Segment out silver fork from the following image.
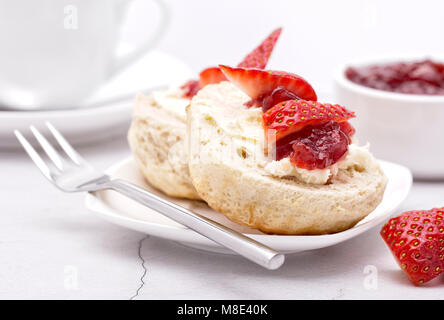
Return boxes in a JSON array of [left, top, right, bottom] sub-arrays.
[[15, 122, 285, 270]]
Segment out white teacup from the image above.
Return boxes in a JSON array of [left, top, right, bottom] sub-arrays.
[[0, 0, 169, 110]]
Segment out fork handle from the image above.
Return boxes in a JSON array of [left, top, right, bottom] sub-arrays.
[[106, 179, 285, 270]]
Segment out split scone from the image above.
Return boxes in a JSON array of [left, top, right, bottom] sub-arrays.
[[187, 67, 388, 235], [128, 28, 282, 199], [128, 88, 200, 199]]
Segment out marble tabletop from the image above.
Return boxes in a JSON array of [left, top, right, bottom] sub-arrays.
[[2, 134, 444, 300]]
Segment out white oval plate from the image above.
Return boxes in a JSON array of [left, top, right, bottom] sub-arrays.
[[85, 157, 412, 254]]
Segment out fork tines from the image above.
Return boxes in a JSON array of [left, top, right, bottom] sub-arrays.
[[14, 122, 85, 180]]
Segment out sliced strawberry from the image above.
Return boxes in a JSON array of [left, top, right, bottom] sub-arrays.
[[219, 65, 317, 105], [263, 100, 355, 169], [199, 29, 282, 89], [199, 67, 227, 88], [180, 79, 200, 99], [380, 208, 444, 285], [262, 99, 355, 143], [238, 27, 282, 69], [182, 28, 283, 99]]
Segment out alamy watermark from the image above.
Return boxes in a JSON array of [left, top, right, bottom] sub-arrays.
[[363, 265, 378, 290], [63, 5, 78, 30], [64, 265, 79, 290]]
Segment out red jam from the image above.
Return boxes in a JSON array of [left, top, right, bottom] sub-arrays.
[[345, 59, 444, 95], [274, 121, 354, 170], [246, 86, 300, 112], [181, 80, 200, 98]]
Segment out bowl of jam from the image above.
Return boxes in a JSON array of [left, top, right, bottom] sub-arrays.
[[345, 59, 444, 95], [334, 56, 444, 179]]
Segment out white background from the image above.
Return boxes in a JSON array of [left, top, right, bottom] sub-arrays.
[[126, 0, 444, 94]]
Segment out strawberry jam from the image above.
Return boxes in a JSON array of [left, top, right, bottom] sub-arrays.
[[181, 79, 200, 98], [246, 86, 300, 112], [275, 121, 353, 170], [345, 59, 444, 95]]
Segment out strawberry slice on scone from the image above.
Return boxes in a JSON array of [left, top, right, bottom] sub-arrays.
[[220, 65, 356, 170], [199, 66, 229, 88], [237, 27, 282, 69], [380, 208, 444, 285], [201, 28, 283, 87], [219, 65, 318, 110], [183, 28, 282, 98], [263, 100, 355, 141], [263, 100, 355, 169]]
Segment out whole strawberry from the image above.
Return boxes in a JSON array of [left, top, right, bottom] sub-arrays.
[[380, 208, 444, 285]]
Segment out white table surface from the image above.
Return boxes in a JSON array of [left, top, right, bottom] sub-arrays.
[[2, 134, 444, 300]]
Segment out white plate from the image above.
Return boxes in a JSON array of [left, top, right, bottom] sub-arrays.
[[1, 51, 193, 148], [85, 157, 412, 254]]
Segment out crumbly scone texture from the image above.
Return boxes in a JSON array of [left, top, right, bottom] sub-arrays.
[[187, 82, 388, 234], [128, 93, 201, 200]]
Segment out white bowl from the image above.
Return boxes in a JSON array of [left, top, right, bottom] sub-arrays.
[[334, 55, 444, 179]]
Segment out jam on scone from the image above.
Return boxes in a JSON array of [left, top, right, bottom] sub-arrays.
[[220, 65, 356, 170]]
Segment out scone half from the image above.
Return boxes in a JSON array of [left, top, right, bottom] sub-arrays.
[[128, 89, 201, 200], [187, 82, 388, 235]]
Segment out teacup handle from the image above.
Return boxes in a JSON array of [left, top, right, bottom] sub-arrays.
[[111, 0, 170, 76]]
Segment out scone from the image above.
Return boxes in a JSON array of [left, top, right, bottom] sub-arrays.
[[128, 88, 200, 199], [187, 67, 388, 235], [128, 28, 282, 199]]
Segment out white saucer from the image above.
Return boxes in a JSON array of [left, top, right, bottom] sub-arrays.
[[1, 51, 193, 148], [85, 157, 412, 255]]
